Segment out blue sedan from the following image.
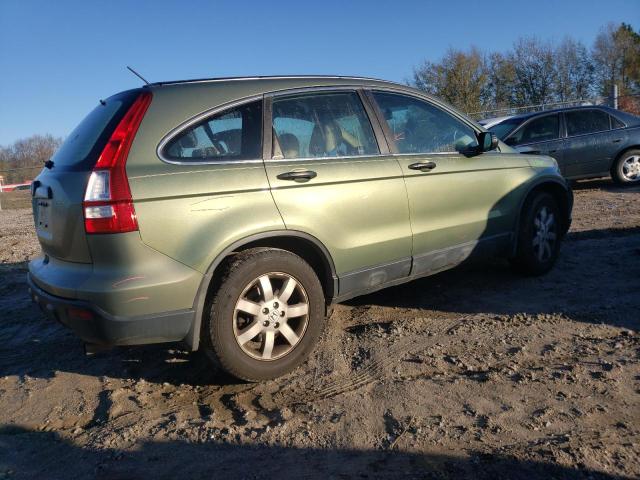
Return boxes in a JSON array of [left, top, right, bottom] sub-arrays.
[[481, 106, 640, 185]]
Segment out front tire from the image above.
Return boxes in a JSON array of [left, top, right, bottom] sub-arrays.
[[203, 248, 326, 381], [612, 149, 640, 185], [511, 192, 562, 276]]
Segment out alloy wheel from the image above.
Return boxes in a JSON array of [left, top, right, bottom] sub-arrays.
[[532, 206, 557, 262], [621, 155, 640, 182], [232, 272, 309, 361]]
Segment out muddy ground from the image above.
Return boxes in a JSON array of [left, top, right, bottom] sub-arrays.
[[0, 178, 638, 479]]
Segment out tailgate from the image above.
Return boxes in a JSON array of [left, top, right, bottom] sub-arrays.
[[31, 89, 141, 263], [32, 169, 92, 263]]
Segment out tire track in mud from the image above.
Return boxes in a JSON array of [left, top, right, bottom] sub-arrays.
[[261, 319, 465, 409]]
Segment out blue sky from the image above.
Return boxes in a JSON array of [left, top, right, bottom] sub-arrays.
[[1, 0, 638, 145]]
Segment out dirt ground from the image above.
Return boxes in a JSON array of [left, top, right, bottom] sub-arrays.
[[1, 178, 638, 479]]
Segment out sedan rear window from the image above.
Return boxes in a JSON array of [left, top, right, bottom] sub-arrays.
[[566, 109, 610, 136]]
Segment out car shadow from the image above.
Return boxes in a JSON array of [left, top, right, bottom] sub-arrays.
[[571, 177, 640, 192], [0, 261, 236, 386], [345, 224, 640, 331], [0, 424, 630, 480]]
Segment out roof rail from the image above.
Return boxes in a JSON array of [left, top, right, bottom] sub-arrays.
[[149, 74, 400, 87]]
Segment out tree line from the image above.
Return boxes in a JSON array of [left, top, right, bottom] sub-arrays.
[[0, 135, 62, 185], [411, 22, 640, 117], [1, 22, 639, 185]]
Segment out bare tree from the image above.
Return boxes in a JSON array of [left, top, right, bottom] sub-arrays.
[[412, 47, 489, 113], [592, 22, 640, 96], [554, 37, 594, 101], [486, 52, 517, 109], [0, 135, 62, 184], [508, 37, 556, 106]]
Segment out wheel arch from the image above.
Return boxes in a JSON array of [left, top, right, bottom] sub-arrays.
[[611, 145, 640, 171], [184, 230, 338, 351], [511, 177, 573, 257]]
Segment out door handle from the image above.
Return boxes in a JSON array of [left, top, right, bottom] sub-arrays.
[[547, 150, 557, 154], [612, 139, 622, 143], [276, 170, 317, 182], [408, 161, 437, 172]]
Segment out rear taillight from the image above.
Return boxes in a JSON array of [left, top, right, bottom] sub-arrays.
[[83, 91, 152, 234]]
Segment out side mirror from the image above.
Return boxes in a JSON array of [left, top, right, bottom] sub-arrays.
[[477, 131, 499, 152]]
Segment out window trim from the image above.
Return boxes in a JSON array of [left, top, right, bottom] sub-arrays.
[[366, 88, 484, 156], [157, 94, 265, 166], [504, 112, 562, 148], [609, 112, 628, 130], [264, 87, 387, 163], [562, 108, 612, 139]]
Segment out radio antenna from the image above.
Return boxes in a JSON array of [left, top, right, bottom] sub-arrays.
[[126, 65, 150, 85]]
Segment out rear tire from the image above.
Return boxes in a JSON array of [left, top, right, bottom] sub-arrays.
[[611, 149, 640, 185], [203, 248, 326, 381], [510, 192, 562, 276]]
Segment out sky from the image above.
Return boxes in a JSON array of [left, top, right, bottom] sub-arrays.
[[0, 0, 638, 145]]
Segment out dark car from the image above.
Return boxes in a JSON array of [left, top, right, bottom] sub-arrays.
[[482, 106, 640, 184]]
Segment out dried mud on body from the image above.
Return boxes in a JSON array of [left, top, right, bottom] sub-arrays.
[[1, 178, 639, 479]]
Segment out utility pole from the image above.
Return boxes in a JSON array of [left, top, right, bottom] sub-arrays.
[[612, 84, 619, 109]]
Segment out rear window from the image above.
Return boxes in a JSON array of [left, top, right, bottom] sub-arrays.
[[611, 115, 625, 129], [51, 89, 140, 170], [565, 109, 610, 136]]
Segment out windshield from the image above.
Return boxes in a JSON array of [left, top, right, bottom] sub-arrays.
[[488, 117, 526, 140]]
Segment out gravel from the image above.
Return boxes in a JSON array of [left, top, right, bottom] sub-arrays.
[[1, 178, 638, 479]]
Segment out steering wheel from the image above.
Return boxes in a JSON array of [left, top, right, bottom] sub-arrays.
[[205, 139, 228, 157]]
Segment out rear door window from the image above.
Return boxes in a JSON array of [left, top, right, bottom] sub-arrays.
[[507, 114, 560, 146], [271, 91, 379, 159], [164, 100, 263, 162], [565, 109, 610, 136]]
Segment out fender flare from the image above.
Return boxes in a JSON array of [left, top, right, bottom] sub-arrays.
[[184, 230, 337, 351], [511, 174, 573, 256]]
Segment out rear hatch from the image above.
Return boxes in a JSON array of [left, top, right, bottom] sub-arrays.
[[32, 89, 141, 263]]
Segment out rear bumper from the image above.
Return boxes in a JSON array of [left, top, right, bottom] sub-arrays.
[[27, 274, 194, 346]]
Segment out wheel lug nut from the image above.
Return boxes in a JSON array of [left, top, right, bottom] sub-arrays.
[[274, 322, 280, 328], [280, 311, 285, 317], [263, 320, 269, 327], [273, 302, 279, 308], [262, 307, 269, 314]]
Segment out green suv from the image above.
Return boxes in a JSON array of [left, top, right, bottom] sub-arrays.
[[28, 76, 572, 380]]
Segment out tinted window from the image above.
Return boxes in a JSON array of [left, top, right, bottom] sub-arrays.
[[565, 109, 610, 136], [372, 92, 478, 154], [507, 114, 559, 146], [165, 100, 262, 161], [611, 115, 625, 129], [272, 92, 378, 159], [52, 90, 139, 169]]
